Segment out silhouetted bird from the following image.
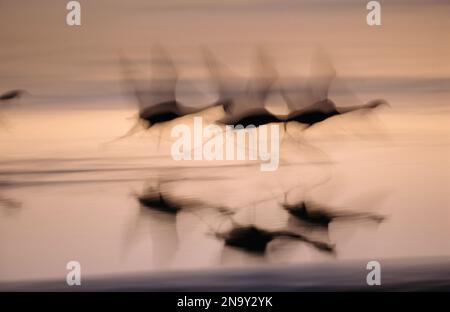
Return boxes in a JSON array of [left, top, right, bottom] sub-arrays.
[[282, 200, 385, 229], [116, 45, 203, 141], [133, 178, 185, 214], [122, 197, 179, 266], [136, 188, 182, 214], [0, 89, 26, 101], [204, 47, 282, 127], [283, 98, 389, 128], [215, 225, 334, 254], [211, 204, 334, 254], [281, 49, 389, 128], [134, 177, 229, 215], [201, 47, 241, 114]]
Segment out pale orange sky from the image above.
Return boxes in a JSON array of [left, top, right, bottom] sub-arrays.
[[0, 0, 449, 96]]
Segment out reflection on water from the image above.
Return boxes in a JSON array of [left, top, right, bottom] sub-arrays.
[[0, 106, 449, 283]]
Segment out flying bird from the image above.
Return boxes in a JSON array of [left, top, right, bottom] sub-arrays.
[[0, 89, 26, 102], [114, 45, 203, 143], [201, 47, 241, 115], [204, 47, 282, 127], [281, 49, 389, 128]]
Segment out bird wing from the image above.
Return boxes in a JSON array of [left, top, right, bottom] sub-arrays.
[[221, 47, 278, 121], [243, 47, 278, 110], [120, 45, 179, 113], [202, 47, 244, 112], [119, 55, 148, 109], [308, 47, 336, 104], [0, 89, 25, 101], [173, 79, 212, 116], [204, 47, 278, 118], [149, 44, 179, 107], [280, 77, 316, 112], [281, 48, 335, 114]]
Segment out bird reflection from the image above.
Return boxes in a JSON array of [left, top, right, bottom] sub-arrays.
[[122, 173, 389, 266], [123, 199, 178, 267], [283, 200, 385, 230], [0, 194, 22, 216], [0, 89, 25, 213], [123, 181, 182, 266], [215, 224, 334, 254], [124, 178, 228, 266], [136, 185, 182, 214], [209, 204, 335, 259]]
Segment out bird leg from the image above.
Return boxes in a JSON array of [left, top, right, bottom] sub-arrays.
[[102, 118, 144, 146], [333, 211, 385, 223], [157, 125, 162, 150]]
